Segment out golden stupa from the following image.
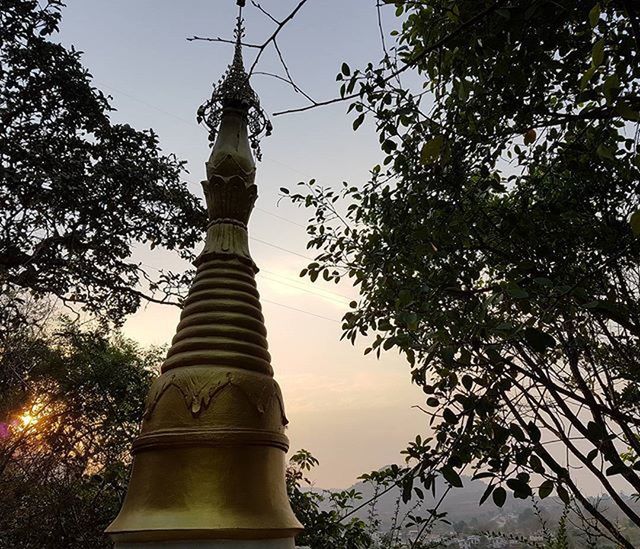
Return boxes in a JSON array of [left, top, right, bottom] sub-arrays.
[[107, 5, 302, 546]]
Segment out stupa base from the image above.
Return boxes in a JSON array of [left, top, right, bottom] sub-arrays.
[[115, 539, 295, 549]]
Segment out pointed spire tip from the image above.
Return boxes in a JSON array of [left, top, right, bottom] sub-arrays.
[[197, 2, 272, 160]]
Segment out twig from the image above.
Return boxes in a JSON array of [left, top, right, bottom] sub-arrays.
[[187, 36, 261, 48], [254, 71, 316, 104], [247, 0, 311, 76], [272, 39, 316, 103], [251, 0, 280, 25], [376, 1, 390, 59]]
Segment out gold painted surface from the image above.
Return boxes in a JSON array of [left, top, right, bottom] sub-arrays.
[[107, 102, 302, 542], [108, 446, 299, 543]]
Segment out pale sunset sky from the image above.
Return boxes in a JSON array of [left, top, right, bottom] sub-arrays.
[[57, 0, 427, 489]]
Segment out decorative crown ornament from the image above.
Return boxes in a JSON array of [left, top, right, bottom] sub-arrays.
[[197, 11, 272, 160]]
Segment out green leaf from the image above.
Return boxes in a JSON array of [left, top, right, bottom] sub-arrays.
[[341, 62, 351, 76], [443, 408, 458, 424], [510, 423, 526, 442], [539, 480, 554, 499], [462, 374, 473, 391], [596, 144, 614, 160], [420, 135, 444, 165], [586, 420, 606, 442], [526, 422, 542, 444], [479, 484, 495, 505], [507, 478, 532, 499], [557, 484, 571, 505], [592, 38, 605, 67], [529, 455, 545, 474], [492, 486, 507, 507], [407, 313, 418, 331], [630, 210, 640, 236], [506, 281, 528, 299], [580, 65, 596, 90], [441, 466, 463, 488], [352, 113, 365, 131], [524, 327, 556, 353], [615, 103, 640, 122], [606, 463, 627, 476], [603, 74, 620, 103], [402, 476, 414, 503], [589, 3, 601, 27]]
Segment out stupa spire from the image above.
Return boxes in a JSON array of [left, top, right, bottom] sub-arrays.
[[197, 5, 272, 160], [107, 5, 302, 547]]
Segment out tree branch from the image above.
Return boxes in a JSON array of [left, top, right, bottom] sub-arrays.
[[247, 0, 311, 76]]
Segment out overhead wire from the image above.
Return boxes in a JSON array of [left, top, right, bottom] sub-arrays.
[[249, 236, 312, 260], [139, 262, 343, 323], [97, 81, 315, 256], [256, 272, 349, 306], [259, 267, 351, 301], [261, 299, 340, 323], [254, 206, 307, 228], [97, 82, 348, 323]]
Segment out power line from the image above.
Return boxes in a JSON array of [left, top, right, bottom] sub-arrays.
[[259, 268, 352, 301], [96, 81, 195, 127], [138, 264, 347, 322], [254, 206, 307, 228], [261, 299, 341, 323], [97, 81, 317, 234], [256, 273, 349, 305], [250, 236, 312, 260], [99, 83, 347, 322]]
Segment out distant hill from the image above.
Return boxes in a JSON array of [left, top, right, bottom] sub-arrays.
[[342, 474, 531, 532], [314, 471, 640, 542]]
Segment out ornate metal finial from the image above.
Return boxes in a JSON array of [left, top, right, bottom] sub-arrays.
[[197, 6, 272, 161]]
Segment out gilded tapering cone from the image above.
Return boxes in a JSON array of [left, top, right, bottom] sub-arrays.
[[107, 20, 302, 544]]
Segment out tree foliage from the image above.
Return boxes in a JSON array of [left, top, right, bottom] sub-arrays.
[[0, 303, 158, 548], [286, 449, 373, 549], [0, 0, 206, 323], [290, 1, 640, 547]]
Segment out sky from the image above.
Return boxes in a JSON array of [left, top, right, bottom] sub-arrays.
[[57, 0, 427, 489]]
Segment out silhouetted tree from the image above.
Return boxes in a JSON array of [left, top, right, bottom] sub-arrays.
[[289, 1, 640, 547], [286, 449, 373, 549], [0, 308, 158, 548], [0, 0, 206, 323]]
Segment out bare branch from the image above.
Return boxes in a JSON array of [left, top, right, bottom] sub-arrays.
[[251, 0, 281, 25], [247, 0, 311, 76], [254, 71, 316, 104], [187, 36, 261, 48], [376, 1, 390, 59], [273, 39, 316, 103]]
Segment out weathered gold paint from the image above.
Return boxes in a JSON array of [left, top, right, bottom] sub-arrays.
[[107, 102, 302, 543]]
